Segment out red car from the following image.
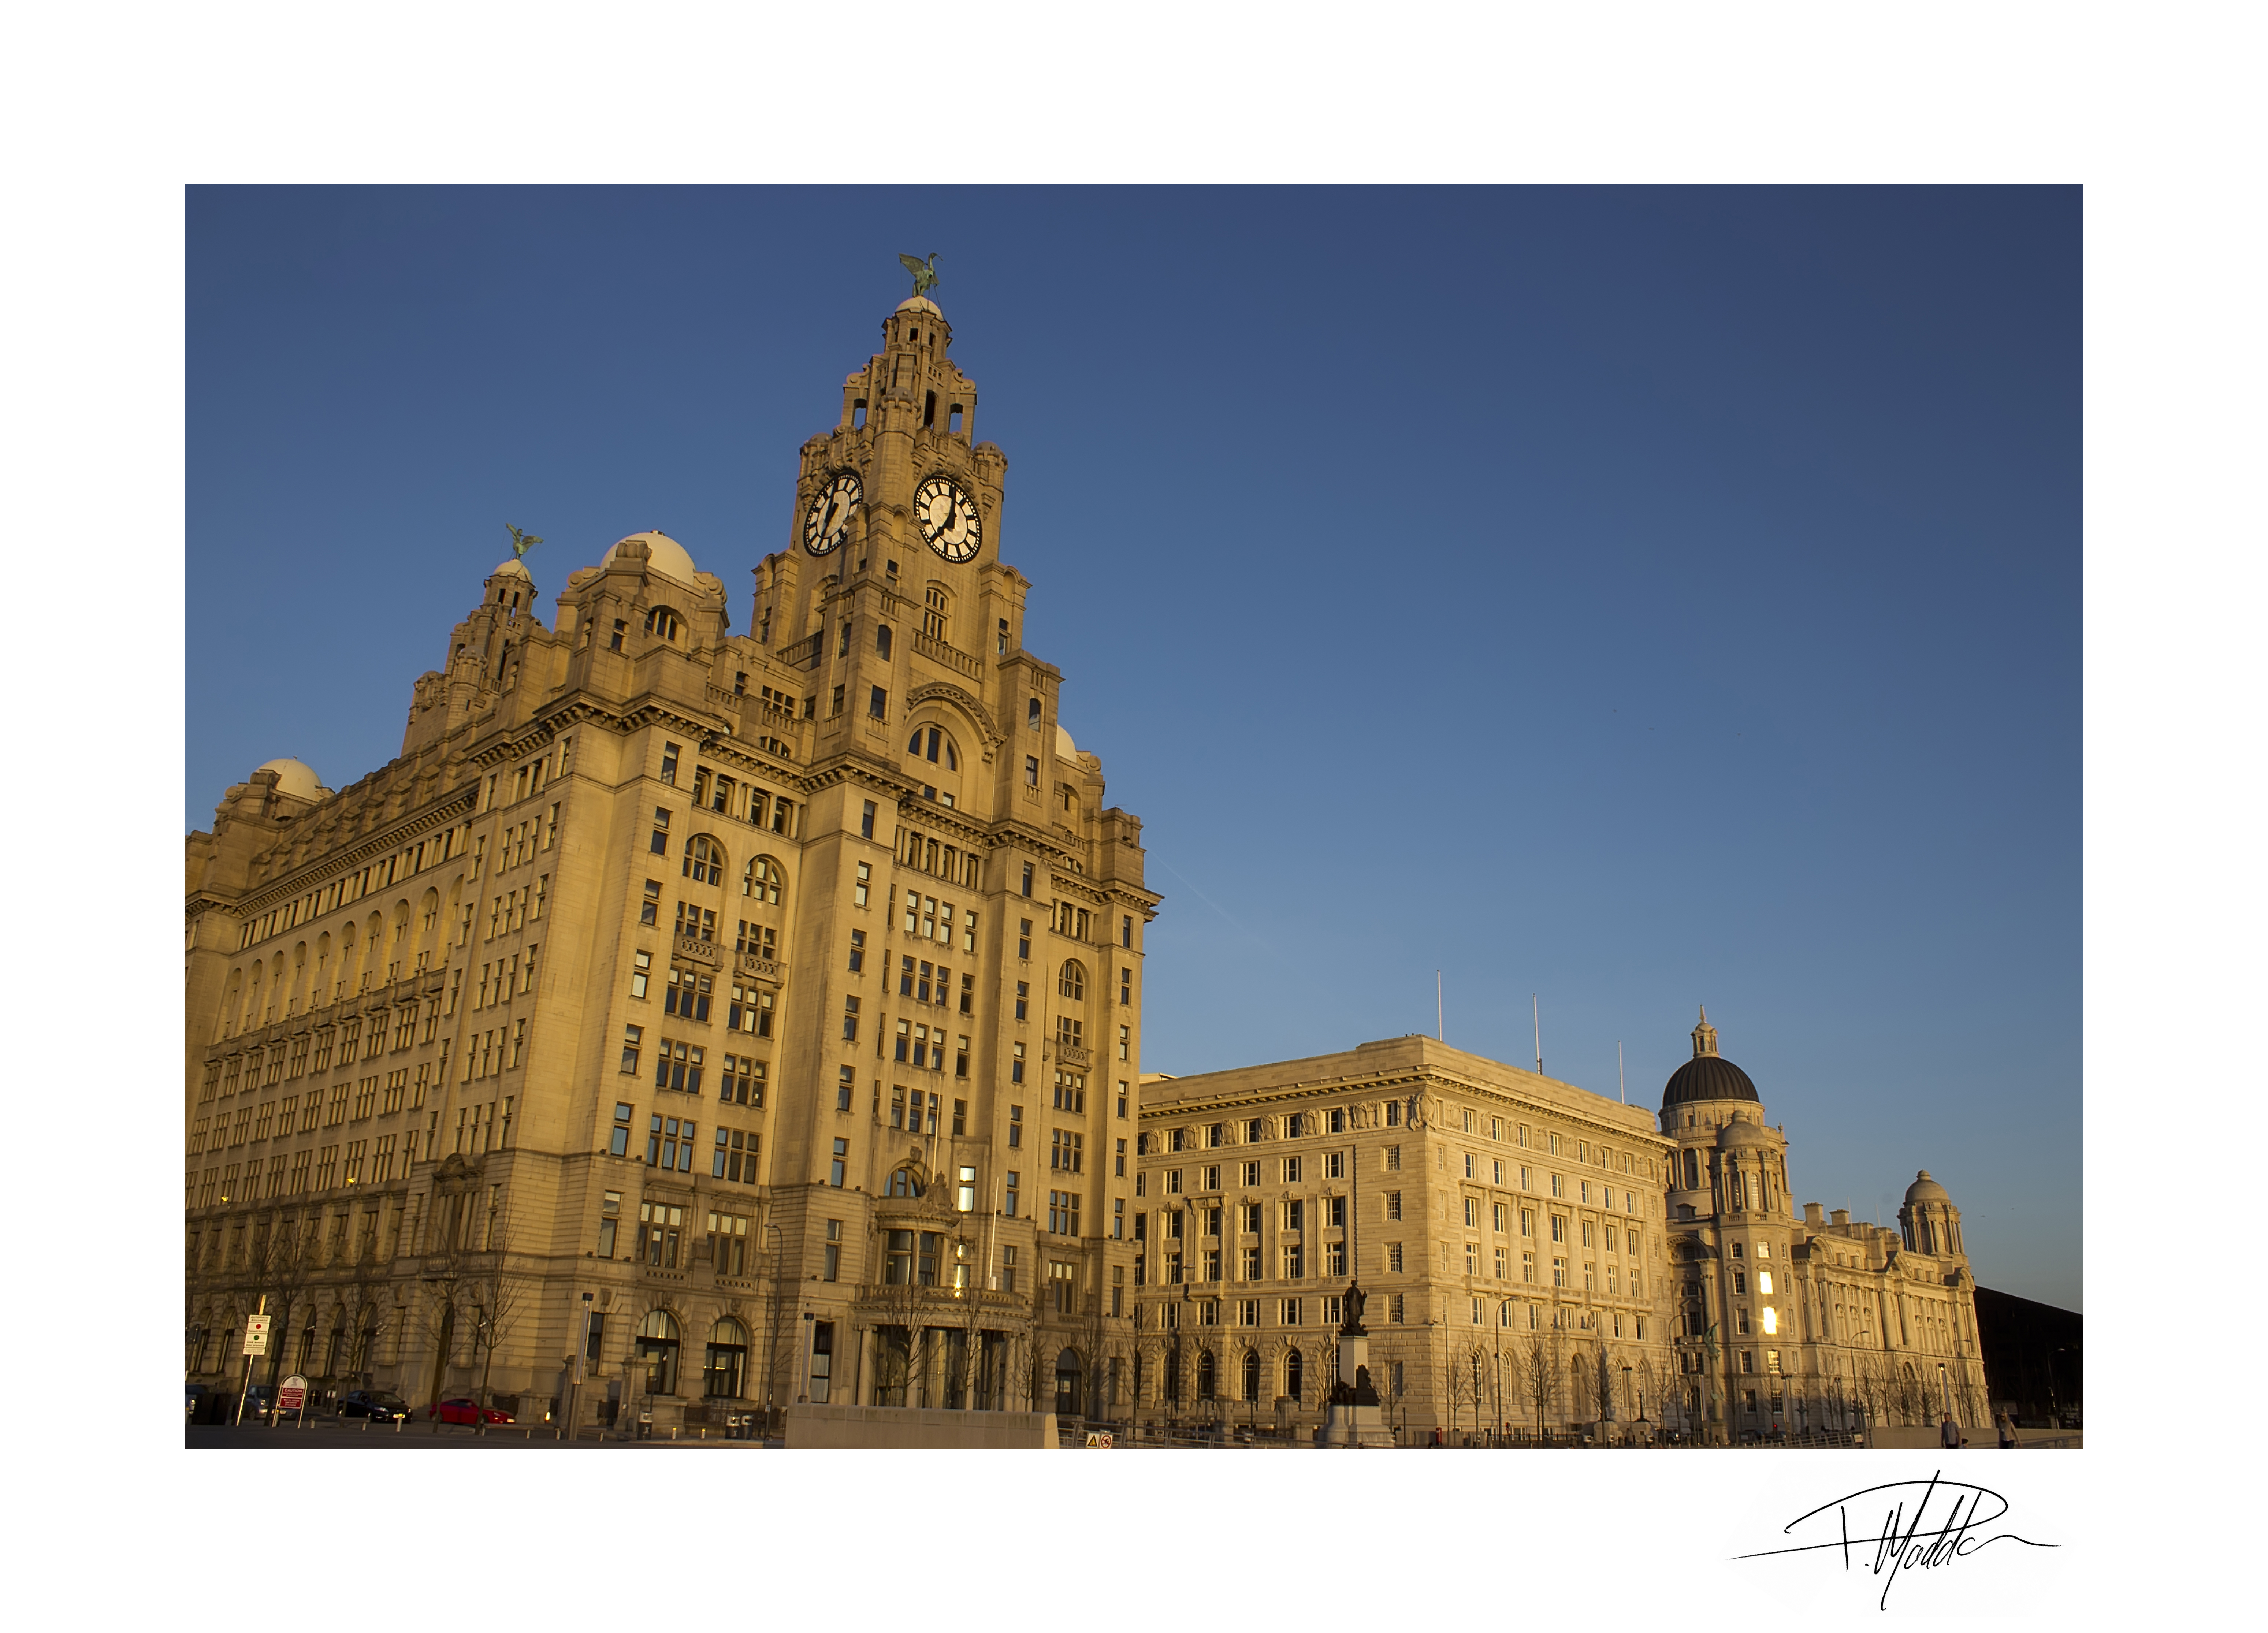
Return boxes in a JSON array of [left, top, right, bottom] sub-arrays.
[[428, 1397, 514, 1426]]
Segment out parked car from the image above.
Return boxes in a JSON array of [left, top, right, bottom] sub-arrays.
[[429, 1397, 514, 1426], [341, 1389, 411, 1422]]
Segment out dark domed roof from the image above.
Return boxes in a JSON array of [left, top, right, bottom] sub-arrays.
[[1662, 1008, 1761, 1107], [1664, 1053, 1759, 1106]]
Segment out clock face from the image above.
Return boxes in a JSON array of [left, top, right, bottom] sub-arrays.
[[802, 471, 862, 555], [914, 475, 983, 562]]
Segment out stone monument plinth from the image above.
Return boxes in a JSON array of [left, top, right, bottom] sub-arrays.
[[1318, 1282, 1395, 1448]]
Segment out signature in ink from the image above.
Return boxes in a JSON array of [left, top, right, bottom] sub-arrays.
[[1733, 1472, 2056, 1610]]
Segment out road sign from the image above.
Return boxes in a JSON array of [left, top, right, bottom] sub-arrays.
[[1085, 1431, 1113, 1449], [278, 1376, 307, 1413], [242, 1315, 272, 1356]]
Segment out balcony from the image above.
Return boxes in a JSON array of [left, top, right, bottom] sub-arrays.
[[912, 629, 981, 680], [674, 934, 722, 968], [1053, 1039, 1093, 1069], [775, 630, 823, 670], [736, 950, 784, 983]]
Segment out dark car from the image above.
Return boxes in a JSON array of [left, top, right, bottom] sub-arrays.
[[429, 1397, 514, 1426], [341, 1389, 411, 1422]]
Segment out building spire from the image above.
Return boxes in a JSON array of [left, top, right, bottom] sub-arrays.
[[1691, 1006, 1718, 1059]]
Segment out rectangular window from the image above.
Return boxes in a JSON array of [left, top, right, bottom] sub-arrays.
[[597, 1191, 621, 1258], [1004, 1171, 1019, 1217], [829, 1138, 848, 1187], [842, 996, 860, 1042], [860, 800, 877, 840], [869, 686, 888, 719]]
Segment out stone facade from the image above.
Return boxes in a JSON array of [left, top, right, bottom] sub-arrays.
[[1131, 1036, 1679, 1442], [1130, 1019, 1989, 1445], [184, 294, 1157, 1427], [1651, 1011, 1984, 1441]]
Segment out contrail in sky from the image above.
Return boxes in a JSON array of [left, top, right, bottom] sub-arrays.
[[1154, 858, 1269, 949]]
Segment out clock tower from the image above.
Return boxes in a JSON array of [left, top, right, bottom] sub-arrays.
[[750, 287, 1160, 1421]]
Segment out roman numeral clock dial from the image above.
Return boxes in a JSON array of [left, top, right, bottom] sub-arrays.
[[802, 471, 862, 555], [914, 475, 982, 562]]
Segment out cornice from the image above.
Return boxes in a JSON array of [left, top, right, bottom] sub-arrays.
[[1138, 1063, 1672, 1150], [232, 788, 480, 917]]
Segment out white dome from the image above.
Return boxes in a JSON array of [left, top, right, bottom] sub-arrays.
[[255, 758, 323, 800], [491, 557, 532, 579], [601, 530, 700, 589], [896, 295, 942, 317], [1055, 723, 1077, 761]]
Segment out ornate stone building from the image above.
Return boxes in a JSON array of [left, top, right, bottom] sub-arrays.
[[184, 291, 1157, 1426], [1132, 1036, 1680, 1443], [1658, 1009, 1986, 1440], [1131, 1017, 1989, 1444]]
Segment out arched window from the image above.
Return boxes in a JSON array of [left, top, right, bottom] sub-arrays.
[[418, 888, 439, 933], [886, 1166, 924, 1199], [637, 1309, 680, 1396], [704, 1318, 748, 1399], [683, 835, 726, 886], [1027, 697, 1042, 730], [1058, 960, 1085, 1001], [876, 624, 893, 659], [1197, 1349, 1217, 1400], [1286, 1347, 1304, 1402], [906, 724, 959, 770], [742, 856, 783, 906], [644, 606, 683, 642]]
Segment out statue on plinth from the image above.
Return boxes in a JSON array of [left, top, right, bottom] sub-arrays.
[[1340, 1280, 1367, 1335]]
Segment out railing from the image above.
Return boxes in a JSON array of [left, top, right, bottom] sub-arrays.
[[913, 629, 982, 680], [1053, 1040, 1092, 1069], [736, 951, 783, 983], [675, 934, 722, 967], [776, 631, 823, 670]]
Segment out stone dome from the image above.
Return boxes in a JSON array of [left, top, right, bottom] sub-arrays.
[[491, 557, 532, 579], [1715, 1112, 1769, 1149], [1055, 723, 1077, 762], [1904, 1170, 1952, 1206], [896, 295, 942, 317], [1663, 1008, 1760, 1107], [255, 758, 324, 800], [601, 530, 700, 589]]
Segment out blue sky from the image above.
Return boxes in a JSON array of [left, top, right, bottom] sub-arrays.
[[188, 186, 2079, 1308]]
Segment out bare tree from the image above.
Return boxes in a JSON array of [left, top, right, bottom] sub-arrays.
[[1635, 1354, 1662, 1431], [1594, 1345, 1618, 1432], [1570, 1341, 1598, 1425], [464, 1187, 535, 1416], [1517, 1331, 1561, 1436]]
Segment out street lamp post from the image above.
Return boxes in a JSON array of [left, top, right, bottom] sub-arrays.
[[762, 1222, 784, 1424]]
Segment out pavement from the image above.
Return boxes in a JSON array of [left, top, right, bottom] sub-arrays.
[[186, 1417, 779, 1449]]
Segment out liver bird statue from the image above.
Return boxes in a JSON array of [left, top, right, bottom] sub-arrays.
[[898, 252, 940, 300], [506, 524, 542, 560]]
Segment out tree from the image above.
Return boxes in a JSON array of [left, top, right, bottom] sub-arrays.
[[464, 1185, 535, 1417], [1517, 1330, 1561, 1436], [1570, 1341, 1598, 1425], [1635, 1354, 1662, 1429]]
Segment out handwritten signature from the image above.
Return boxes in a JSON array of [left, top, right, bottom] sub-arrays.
[[1734, 1472, 2056, 1609]]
